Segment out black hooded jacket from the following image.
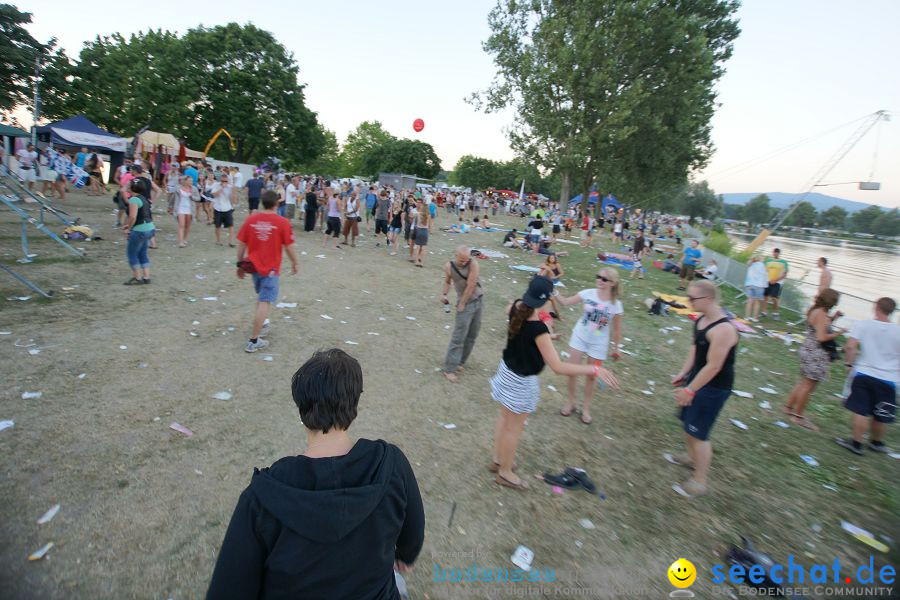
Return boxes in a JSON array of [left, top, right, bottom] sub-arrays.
[[207, 439, 424, 600]]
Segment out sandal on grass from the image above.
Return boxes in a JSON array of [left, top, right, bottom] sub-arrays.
[[559, 407, 574, 417], [791, 415, 820, 431], [123, 277, 142, 286], [564, 467, 597, 494], [580, 414, 593, 425], [663, 452, 695, 469], [539, 471, 580, 489], [487, 461, 517, 473], [673, 478, 708, 498], [495, 473, 529, 491]]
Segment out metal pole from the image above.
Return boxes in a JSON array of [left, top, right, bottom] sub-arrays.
[[31, 53, 41, 146]]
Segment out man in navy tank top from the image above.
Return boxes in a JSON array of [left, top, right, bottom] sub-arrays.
[[665, 279, 738, 498]]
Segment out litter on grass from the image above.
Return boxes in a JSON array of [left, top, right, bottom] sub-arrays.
[[733, 390, 753, 398], [262, 355, 274, 362], [367, 332, 380, 336], [579, 519, 596, 530], [22, 391, 42, 400], [28, 542, 53, 561], [0, 420, 14, 432], [119, 345, 127, 350], [730, 419, 748, 430], [642, 390, 654, 396], [775, 421, 790, 428], [202, 297, 218, 301], [169, 422, 194, 437], [406, 316, 417, 321], [510, 546, 534, 570], [414, 369, 423, 374], [37, 504, 60, 525], [28, 348, 40, 355], [345, 341, 359, 345], [758, 387, 777, 394], [320, 315, 333, 320], [552, 486, 565, 495], [547, 385, 558, 392], [443, 424, 457, 430], [799, 454, 819, 467], [275, 302, 297, 308], [759, 401, 772, 410], [841, 520, 889, 553], [212, 391, 232, 401]]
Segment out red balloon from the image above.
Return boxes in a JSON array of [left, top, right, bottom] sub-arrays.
[[413, 118, 424, 132]]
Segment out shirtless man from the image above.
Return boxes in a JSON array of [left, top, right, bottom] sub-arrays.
[[817, 257, 833, 293]]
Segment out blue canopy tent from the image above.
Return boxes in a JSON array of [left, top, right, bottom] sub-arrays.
[[35, 115, 127, 179], [569, 191, 599, 205], [600, 193, 621, 213]]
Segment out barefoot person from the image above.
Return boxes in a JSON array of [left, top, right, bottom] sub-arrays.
[[236, 190, 299, 353], [783, 289, 845, 431], [207, 349, 424, 599], [836, 297, 899, 455], [556, 267, 623, 425], [441, 246, 483, 382], [490, 276, 618, 491], [666, 280, 738, 498]]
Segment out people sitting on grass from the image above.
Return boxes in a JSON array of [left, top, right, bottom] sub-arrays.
[[207, 349, 425, 598]]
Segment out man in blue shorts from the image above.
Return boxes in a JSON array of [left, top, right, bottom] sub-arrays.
[[836, 297, 899, 455], [666, 280, 738, 498], [679, 239, 701, 290], [245, 172, 265, 214], [236, 191, 299, 353]]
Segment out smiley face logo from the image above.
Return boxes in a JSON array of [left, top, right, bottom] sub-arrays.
[[668, 558, 696, 588]]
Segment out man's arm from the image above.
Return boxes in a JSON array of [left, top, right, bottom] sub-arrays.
[[844, 337, 859, 366], [284, 243, 299, 275], [457, 260, 479, 310], [236, 241, 247, 262], [779, 260, 789, 282]]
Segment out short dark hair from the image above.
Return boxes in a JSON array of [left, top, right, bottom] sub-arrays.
[[129, 177, 150, 196], [876, 297, 896, 316], [819, 257, 827, 265], [261, 190, 279, 209], [291, 349, 362, 433], [773, 248, 781, 254]]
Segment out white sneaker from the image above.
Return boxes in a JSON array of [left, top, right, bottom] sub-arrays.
[[245, 338, 270, 353], [259, 320, 270, 338]]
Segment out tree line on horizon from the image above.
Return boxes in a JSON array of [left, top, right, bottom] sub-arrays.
[[724, 194, 900, 236]]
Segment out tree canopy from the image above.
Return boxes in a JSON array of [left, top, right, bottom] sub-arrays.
[[474, 0, 740, 208], [743, 194, 773, 228], [676, 180, 724, 224], [783, 201, 818, 228], [40, 23, 324, 165], [0, 4, 69, 117]]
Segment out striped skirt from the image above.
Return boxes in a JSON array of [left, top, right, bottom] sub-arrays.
[[490, 360, 540, 414]]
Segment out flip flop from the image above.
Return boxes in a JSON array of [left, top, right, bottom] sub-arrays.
[[791, 415, 820, 432], [487, 461, 517, 473], [564, 467, 597, 494], [495, 474, 529, 491], [559, 407, 574, 417], [539, 471, 580, 488], [580, 414, 593, 425]]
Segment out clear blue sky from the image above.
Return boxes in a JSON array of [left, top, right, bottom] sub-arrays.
[[17, 0, 900, 207]]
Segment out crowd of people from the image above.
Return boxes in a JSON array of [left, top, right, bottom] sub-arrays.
[[4, 149, 896, 598]]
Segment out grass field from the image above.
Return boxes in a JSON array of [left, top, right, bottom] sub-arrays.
[[0, 190, 897, 599]]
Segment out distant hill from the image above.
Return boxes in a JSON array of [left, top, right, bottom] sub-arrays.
[[720, 192, 873, 214]]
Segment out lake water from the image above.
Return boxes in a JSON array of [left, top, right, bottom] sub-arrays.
[[730, 232, 899, 325]]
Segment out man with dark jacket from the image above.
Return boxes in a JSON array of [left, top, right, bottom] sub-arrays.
[[207, 349, 425, 599]]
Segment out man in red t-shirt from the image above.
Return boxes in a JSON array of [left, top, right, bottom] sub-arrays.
[[236, 190, 299, 352]]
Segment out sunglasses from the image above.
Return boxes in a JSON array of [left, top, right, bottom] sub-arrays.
[[687, 295, 709, 302], [596, 275, 611, 282]]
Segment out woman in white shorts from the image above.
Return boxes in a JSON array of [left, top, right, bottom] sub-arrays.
[[175, 176, 194, 247], [555, 267, 623, 424]]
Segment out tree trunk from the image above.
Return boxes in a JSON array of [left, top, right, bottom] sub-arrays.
[[559, 171, 571, 211]]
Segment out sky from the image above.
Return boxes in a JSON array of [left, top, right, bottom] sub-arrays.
[[15, 0, 900, 208]]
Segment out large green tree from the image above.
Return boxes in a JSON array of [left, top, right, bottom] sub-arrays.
[[871, 208, 900, 237], [0, 4, 70, 117], [743, 193, 773, 228], [474, 0, 739, 209], [453, 155, 503, 190], [850, 205, 883, 233], [362, 138, 441, 179], [297, 126, 344, 176], [342, 121, 396, 176], [784, 201, 818, 228], [677, 180, 723, 224], [818, 205, 848, 230], [44, 23, 323, 165]]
